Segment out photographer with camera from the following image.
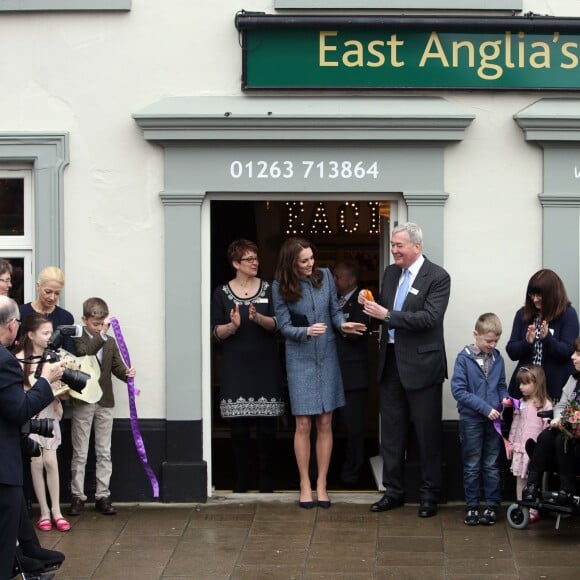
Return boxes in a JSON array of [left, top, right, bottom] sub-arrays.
[[0, 296, 66, 580]]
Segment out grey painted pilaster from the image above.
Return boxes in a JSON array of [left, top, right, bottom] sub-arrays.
[[160, 190, 204, 421], [159, 188, 207, 501], [403, 191, 450, 265]]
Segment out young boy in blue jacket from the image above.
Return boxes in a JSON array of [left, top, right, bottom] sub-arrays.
[[451, 313, 510, 526]]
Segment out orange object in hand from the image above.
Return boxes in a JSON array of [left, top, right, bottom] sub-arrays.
[[362, 289, 374, 301]]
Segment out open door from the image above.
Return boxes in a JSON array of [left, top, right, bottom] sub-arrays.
[[369, 203, 397, 491], [210, 198, 400, 492]]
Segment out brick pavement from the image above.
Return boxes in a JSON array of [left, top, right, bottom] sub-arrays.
[[35, 494, 580, 579]]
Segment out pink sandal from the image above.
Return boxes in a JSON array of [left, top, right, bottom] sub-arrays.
[[52, 517, 71, 532], [529, 510, 541, 524], [36, 518, 52, 532]]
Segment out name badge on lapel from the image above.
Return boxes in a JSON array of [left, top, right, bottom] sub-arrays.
[[409, 287, 419, 296]]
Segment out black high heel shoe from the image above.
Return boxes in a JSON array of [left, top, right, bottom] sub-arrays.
[[317, 500, 331, 509], [298, 500, 315, 509]]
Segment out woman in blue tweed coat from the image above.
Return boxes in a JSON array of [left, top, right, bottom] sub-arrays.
[[272, 238, 366, 509]]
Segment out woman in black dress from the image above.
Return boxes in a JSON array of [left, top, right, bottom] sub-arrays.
[[211, 239, 285, 492]]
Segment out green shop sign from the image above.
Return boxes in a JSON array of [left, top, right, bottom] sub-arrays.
[[236, 14, 580, 90]]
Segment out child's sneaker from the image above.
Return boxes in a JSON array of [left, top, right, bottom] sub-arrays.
[[529, 508, 540, 523], [479, 507, 497, 525], [464, 508, 480, 525]]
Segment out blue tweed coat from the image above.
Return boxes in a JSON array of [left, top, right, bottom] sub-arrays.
[[272, 268, 346, 416]]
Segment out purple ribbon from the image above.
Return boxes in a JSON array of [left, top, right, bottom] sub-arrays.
[[110, 317, 159, 498], [493, 396, 521, 459]]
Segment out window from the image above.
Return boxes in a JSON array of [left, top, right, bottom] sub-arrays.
[[0, 0, 130, 12], [0, 170, 32, 240], [0, 168, 33, 304], [0, 133, 68, 304]]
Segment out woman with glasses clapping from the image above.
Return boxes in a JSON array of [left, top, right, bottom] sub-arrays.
[[506, 269, 579, 402], [211, 239, 285, 493]]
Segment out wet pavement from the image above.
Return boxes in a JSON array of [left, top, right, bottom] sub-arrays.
[[36, 493, 580, 579]]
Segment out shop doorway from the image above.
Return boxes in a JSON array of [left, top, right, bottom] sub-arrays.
[[209, 198, 393, 492]]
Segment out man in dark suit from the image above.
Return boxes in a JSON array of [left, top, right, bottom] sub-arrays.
[[360, 223, 451, 517], [0, 295, 65, 579], [333, 261, 370, 487]]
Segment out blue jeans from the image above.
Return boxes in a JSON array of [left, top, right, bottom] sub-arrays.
[[459, 420, 501, 509]]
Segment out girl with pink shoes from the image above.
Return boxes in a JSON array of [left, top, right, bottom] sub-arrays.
[[15, 313, 71, 532], [508, 365, 553, 523]]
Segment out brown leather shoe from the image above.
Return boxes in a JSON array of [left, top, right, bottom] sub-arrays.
[[95, 497, 117, 515], [67, 496, 84, 516]]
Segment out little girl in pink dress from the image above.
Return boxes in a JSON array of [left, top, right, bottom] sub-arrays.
[[509, 365, 552, 522]]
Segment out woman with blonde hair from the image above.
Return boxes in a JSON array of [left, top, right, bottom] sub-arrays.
[[19, 266, 75, 353]]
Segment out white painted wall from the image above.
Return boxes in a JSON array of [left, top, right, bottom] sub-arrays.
[[0, 0, 577, 418]]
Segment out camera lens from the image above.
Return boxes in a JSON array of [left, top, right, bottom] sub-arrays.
[[27, 418, 54, 438], [61, 368, 89, 393], [21, 435, 41, 457]]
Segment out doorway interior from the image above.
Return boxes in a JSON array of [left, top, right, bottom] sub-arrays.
[[209, 198, 393, 492]]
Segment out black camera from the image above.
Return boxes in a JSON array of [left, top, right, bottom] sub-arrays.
[[537, 410, 554, 420], [33, 325, 89, 394], [21, 418, 54, 457]]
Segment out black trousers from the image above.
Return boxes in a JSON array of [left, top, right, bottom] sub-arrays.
[[337, 389, 367, 484], [528, 428, 580, 491], [379, 346, 442, 501], [0, 484, 22, 580], [230, 417, 277, 492]]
